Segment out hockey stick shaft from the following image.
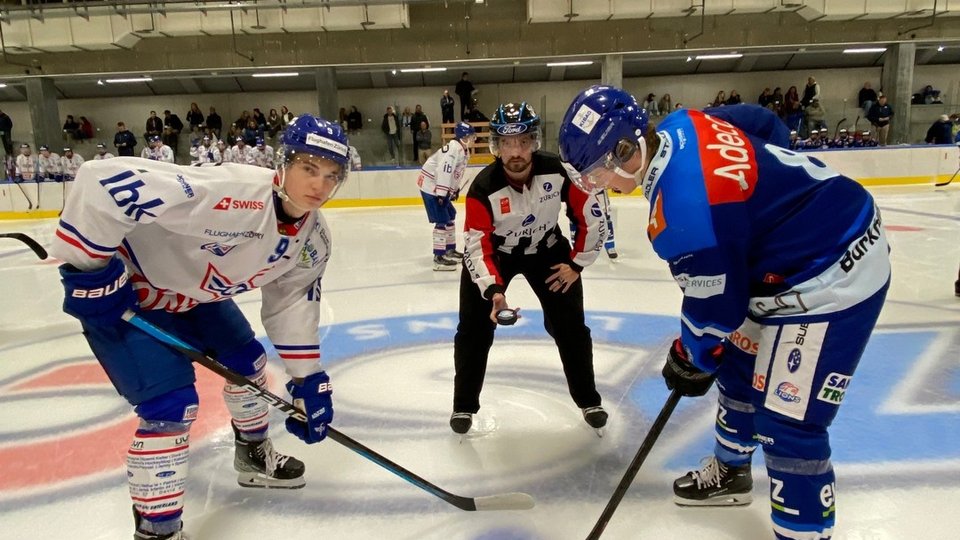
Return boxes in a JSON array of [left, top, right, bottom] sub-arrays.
[[0, 232, 48, 259], [936, 166, 959, 187], [585, 389, 682, 540], [121, 310, 534, 512], [12, 179, 34, 209]]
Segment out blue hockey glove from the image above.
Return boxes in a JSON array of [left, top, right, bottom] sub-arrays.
[[662, 339, 718, 397], [285, 370, 334, 444], [60, 256, 138, 327]]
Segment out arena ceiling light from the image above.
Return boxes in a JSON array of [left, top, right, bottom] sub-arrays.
[[105, 77, 153, 84], [842, 47, 887, 54], [251, 72, 300, 77], [694, 53, 743, 60], [399, 67, 447, 73], [546, 60, 593, 67]]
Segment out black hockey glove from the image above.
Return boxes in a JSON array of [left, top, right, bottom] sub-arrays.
[[662, 339, 717, 397]]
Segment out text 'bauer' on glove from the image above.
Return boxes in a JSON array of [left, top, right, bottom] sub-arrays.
[[285, 370, 334, 443], [662, 339, 719, 397], [60, 256, 138, 327]]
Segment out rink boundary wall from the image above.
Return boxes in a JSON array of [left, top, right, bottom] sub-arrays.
[[0, 145, 957, 220]]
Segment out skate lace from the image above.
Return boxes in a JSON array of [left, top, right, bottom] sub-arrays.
[[691, 456, 727, 489], [256, 439, 291, 474]]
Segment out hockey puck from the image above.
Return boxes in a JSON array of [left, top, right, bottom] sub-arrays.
[[495, 309, 518, 326]]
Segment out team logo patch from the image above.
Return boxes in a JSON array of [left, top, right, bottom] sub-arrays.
[[775, 382, 802, 403], [522, 214, 536, 227], [590, 202, 602, 218], [787, 348, 802, 373], [817, 372, 851, 405], [571, 104, 600, 134], [543, 182, 553, 193], [500, 197, 511, 214], [201, 242, 235, 257], [183, 404, 198, 421], [212, 197, 265, 211], [497, 123, 528, 136], [690, 111, 758, 205]]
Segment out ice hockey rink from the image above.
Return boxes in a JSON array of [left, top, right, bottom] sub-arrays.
[[1, 184, 958, 540]]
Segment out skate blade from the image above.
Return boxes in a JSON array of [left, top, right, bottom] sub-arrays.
[[594, 427, 605, 438], [237, 472, 306, 490], [673, 492, 753, 507], [433, 264, 458, 271]]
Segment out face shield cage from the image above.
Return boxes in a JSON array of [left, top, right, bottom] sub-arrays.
[[273, 146, 350, 205], [563, 137, 643, 194], [488, 126, 542, 158]]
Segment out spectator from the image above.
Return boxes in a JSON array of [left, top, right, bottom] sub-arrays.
[[867, 95, 893, 146], [113, 121, 137, 157], [411, 105, 429, 163], [347, 106, 363, 133], [925, 114, 954, 145], [163, 110, 184, 136], [186, 102, 204, 133], [381, 106, 401, 163], [951, 114, 960, 143], [782, 85, 803, 130], [758, 87, 773, 108], [921, 85, 943, 104], [280, 105, 294, 125], [63, 115, 82, 143], [465, 101, 489, 123], [455, 71, 476, 120], [770, 87, 784, 113], [80, 116, 94, 141], [338, 107, 348, 130], [674, 102, 684, 110], [658, 93, 673, 114], [415, 120, 432, 164], [253, 108, 267, 130], [711, 90, 727, 107], [725, 90, 742, 105], [441, 90, 456, 123], [805, 98, 827, 135], [243, 119, 262, 145], [858, 82, 878, 117], [234, 111, 251, 132], [643, 93, 660, 116], [801, 76, 820, 108], [162, 125, 180, 161], [206, 106, 223, 137], [267, 108, 282, 138], [144, 111, 163, 145], [0, 108, 12, 157]]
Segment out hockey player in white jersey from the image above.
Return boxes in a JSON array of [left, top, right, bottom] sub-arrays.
[[141, 135, 175, 163], [60, 147, 85, 180], [253, 137, 275, 168], [189, 135, 220, 165], [94, 142, 115, 160], [14, 143, 38, 181], [38, 145, 62, 180], [417, 121, 475, 270], [50, 115, 350, 540], [230, 138, 257, 165], [216, 139, 230, 164]]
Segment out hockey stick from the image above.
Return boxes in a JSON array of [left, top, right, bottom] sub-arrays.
[[12, 179, 34, 210], [0, 232, 48, 259], [853, 115, 861, 133], [833, 117, 848, 140], [935, 144, 960, 187], [584, 389, 682, 540], [36, 177, 41, 209], [121, 310, 535, 512]]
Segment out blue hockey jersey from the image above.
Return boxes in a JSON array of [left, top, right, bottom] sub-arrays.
[[640, 107, 890, 371]]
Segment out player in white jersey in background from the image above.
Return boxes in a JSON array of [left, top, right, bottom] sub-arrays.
[[94, 142, 116, 160], [50, 115, 350, 540], [38, 145, 62, 180], [253, 137, 275, 168], [189, 135, 219, 165], [417, 121, 476, 270], [216, 139, 230, 164], [141, 135, 175, 163], [15, 143, 38, 181], [60, 147, 85, 180], [230, 138, 257, 165]]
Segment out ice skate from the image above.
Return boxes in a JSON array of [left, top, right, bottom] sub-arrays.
[[233, 426, 305, 489], [673, 455, 752, 506], [433, 254, 459, 271], [582, 406, 608, 437], [449, 412, 472, 434], [445, 248, 464, 260], [133, 507, 187, 540]]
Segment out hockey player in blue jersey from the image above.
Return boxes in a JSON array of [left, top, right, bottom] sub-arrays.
[[559, 86, 890, 540]]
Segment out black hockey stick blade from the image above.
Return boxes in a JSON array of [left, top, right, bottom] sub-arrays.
[[0, 232, 48, 259], [121, 310, 536, 512], [585, 389, 683, 540]]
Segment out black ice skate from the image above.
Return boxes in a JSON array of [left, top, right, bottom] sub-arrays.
[[449, 412, 472, 434], [133, 507, 187, 540], [582, 406, 608, 437], [673, 456, 753, 506], [445, 249, 464, 260], [433, 254, 459, 271], [233, 426, 306, 489], [954, 278, 959, 297]]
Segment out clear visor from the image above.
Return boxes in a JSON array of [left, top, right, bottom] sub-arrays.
[[489, 128, 541, 157], [565, 137, 640, 194]]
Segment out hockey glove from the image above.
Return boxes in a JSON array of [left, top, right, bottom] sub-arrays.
[[662, 339, 718, 397], [60, 256, 138, 327], [285, 370, 334, 444]]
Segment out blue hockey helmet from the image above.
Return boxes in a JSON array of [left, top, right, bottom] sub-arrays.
[[488, 102, 541, 157], [275, 114, 351, 205], [558, 85, 649, 193], [454, 121, 476, 141], [255, 137, 265, 146]]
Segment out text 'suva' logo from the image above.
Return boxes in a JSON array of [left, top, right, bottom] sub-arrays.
[[213, 197, 265, 211]]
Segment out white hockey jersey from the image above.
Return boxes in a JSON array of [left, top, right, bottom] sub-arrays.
[[253, 145, 275, 169], [230, 145, 257, 165], [60, 154, 85, 178], [94, 152, 116, 160], [141, 145, 175, 163], [417, 140, 469, 197], [190, 144, 220, 165], [50, 157, 332, 378], [39, 152, 61, 177], [15, 154, 38, 179]]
